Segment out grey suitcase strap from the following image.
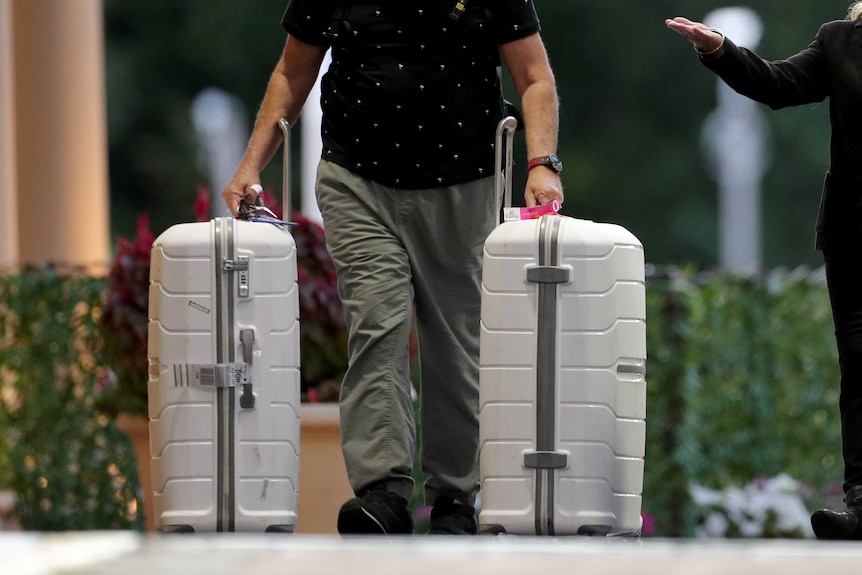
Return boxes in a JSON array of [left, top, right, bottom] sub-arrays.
[[212, 222, 263, 531], [495, 117, 569, 536], [525, 216, 569, 536], [213, 120, 293, 532], [214, 217, 239, 531]]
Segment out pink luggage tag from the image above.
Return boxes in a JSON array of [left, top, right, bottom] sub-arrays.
[[502, 199, 562, 222]]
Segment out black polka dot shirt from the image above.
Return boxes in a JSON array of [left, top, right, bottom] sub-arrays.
[[282, 0, 540, 189]]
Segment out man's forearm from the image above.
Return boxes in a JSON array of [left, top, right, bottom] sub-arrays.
[[521, 80, 560, 159]]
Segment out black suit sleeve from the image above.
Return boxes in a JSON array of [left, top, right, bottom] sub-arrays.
[[702, 26, 830, 109]]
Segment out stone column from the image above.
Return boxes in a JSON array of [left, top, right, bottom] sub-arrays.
[[0, 0, 18, 267], [12, 0, 109, 271]]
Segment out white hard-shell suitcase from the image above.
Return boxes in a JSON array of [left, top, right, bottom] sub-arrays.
[[478, 117, 647, 536], [148, 120, 300, 533]]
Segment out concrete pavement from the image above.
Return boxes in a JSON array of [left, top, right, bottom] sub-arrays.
[[5, 532, 862, 575]]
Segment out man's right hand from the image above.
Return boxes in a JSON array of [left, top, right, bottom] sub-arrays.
[[222, 176, 262, 217]]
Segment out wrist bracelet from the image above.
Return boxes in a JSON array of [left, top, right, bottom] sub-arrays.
[[695, 28, 725, 56]]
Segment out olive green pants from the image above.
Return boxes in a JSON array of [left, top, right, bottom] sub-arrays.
[[315, 160, 495, 507]]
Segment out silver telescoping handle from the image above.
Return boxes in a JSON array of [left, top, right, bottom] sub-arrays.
[[494, 116, 518, 225], [278, 118, 291, 223]]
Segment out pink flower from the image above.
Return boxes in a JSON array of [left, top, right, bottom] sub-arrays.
[[641, 512, 656, 536]]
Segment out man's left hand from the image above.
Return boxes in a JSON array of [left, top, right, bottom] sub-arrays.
[[525, 170, 564, 207]]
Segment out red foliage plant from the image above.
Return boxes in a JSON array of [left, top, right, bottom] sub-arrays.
[[98, 214, 155, 415]]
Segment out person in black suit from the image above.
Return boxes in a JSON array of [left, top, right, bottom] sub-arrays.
[[667, 3, 862, 540]]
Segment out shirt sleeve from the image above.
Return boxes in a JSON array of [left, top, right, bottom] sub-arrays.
[[281, 0, 333, 47], [487, 0, 542, 45]]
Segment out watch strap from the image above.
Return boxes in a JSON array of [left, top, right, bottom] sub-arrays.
[[527, 155, 562, 173]]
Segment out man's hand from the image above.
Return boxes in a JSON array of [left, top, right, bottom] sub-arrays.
[[222, 173, 262, 217], [525, 168, 564, 208]]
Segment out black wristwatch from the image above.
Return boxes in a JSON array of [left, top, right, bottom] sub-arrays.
[[527, 154, 563, 174]]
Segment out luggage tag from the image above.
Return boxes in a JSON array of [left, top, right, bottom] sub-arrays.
[[170, 363, 249, 389], [502, 199, 562, 222], [238, 185, 295, 228]]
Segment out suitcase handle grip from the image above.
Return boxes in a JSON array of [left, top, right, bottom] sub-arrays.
[[494, 116, 518, 225], [239, 328, 256, 409], [278, 118, 291, 223]]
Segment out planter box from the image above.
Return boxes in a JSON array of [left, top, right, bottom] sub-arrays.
[[297, 403, 354, 534], [116, 412, 154, 532]]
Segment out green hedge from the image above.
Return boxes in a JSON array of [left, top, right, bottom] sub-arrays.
[[0, 268, 142, 530], [0, 267, 842, 535], [644, 267, 841, 536]]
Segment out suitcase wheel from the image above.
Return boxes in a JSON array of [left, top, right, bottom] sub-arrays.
[[159, 524, 195, 534], [265, 524, 296, 534], [478, 524, 507, 536], [576, 525, 613, 537], [608, 529, 642, 538]]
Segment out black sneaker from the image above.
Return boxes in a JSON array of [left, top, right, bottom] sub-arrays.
[[811, 508, 862, 540], [337, 484, 413, 535], [811, 485, 862, 540], [428, 496, 477, 535]]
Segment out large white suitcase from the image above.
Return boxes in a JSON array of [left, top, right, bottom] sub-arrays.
[[478, 118, 647, 536], [147, 120, 301, 533]]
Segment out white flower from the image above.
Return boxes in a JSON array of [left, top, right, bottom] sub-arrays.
[[690, 484, 722, 507], [690, 474, 814, 538], [702, 512, 729, 537]]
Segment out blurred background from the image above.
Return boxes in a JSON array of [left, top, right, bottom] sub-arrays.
[[0, 0, 854, 538], [100, 0, 840, 270]]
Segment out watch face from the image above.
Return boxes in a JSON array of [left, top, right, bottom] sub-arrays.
[[548, 154, 563, 173]]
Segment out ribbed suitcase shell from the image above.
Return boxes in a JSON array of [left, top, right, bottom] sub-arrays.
[[478, 215, 646, 536], [148, 217, 300, 532]]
